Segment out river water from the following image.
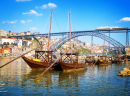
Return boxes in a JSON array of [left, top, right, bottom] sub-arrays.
[[0, 57, 130, 96]]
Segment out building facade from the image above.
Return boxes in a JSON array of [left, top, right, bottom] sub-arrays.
[[0, 38, 16, 45], [0, 29, 7, 37], [14, 39, 22, 47]]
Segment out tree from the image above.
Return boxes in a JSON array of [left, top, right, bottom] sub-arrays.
[[11, 43, 13, 45], [3, 42, 7, 45], [7, 42, 9, 45], [13, 43, 16, 46], [9, 30, 11, 35]]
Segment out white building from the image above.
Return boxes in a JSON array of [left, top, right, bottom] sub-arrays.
[[24, 31, 32, 35], [27, 41, 33, 46], [0, 38, 16, 45], [85, 42, 91, 47], [14, 39, 22, 47], [22, 40, 33, 47], [0, 29, 7, 37], [62, 45, 69, 49]]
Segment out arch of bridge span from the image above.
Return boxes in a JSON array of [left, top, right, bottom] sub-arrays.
[[33, 37, 43, 49], [50, 31, 125, 53]]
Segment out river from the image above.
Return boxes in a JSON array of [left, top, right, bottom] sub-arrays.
[[0, 57, 130, 96]]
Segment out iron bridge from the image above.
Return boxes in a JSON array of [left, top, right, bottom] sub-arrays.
[[8, 29, 130, 52]]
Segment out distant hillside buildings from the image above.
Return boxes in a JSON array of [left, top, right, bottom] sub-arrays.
[[0, 29, 103, 54], [0, 29, 7, 37]]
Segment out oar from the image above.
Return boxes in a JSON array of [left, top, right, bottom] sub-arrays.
[[0, 46, 41, 69], [40, 52, 66, 76]]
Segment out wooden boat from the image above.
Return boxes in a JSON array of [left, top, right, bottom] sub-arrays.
[[59, 52, 87, 71], [94, 55, 112, 65], [95, 59, 111, 65], [85, 56, 94, 64], [58, 8, 87, 71], [85, 59, 93, 64], [59, 61, 87, 70], [22, 10, 54, 69], [22, 55, 54, 69]]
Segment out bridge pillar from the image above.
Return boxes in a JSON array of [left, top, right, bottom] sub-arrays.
[[91, 32, 93, 55], [109, 31, 110, 55], [126, 30, 129, 46], [103, 32, 105, 55]]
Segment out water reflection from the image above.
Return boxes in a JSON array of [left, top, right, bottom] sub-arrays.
[[58, 69, 87, 86], [0, 57, 130, 95]]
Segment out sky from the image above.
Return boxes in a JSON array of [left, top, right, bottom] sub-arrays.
[[0, 0, 130, 46]]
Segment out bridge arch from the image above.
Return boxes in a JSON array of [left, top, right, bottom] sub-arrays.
[[50, 31, 125, 52], [33, 37, 43, 49]]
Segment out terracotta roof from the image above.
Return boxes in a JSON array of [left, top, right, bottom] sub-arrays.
[[12, 32, 17, 34], [2, 38, 16, 40], [8, 46, 14, 48], [23, 40, 33, 42], [3, 48, 10, 50]]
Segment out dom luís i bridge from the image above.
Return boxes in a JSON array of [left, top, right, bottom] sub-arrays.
[[8, 28, 130, 54]]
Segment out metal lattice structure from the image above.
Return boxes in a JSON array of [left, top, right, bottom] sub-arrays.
[[33, 37, 43, 49], [126, 30, 129, 46], [8, 29, 130, 38], [50, 31, 125, 52], [8, 29, 130, 52]]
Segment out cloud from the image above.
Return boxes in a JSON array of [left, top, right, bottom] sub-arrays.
[[2, 20, 17, 24], [20, 20, 32, 24], [36, 3, 57, 9], [119, 17, 130, 22], [48, 3, 57, 8], [97, 26, 120, 29], [22, 10, 43, 16], [16, 0, 31, 2], [27, 20, 32, 23], [30, 27, 37, 30], [20, 20, 26, 24]]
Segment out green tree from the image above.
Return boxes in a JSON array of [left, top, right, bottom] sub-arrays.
[[13, 43, 16, 46], [7, 42, 9, 45], [9, 31, 11, 35], [11, 43, 13, 45], [3, 42, 7, 45]]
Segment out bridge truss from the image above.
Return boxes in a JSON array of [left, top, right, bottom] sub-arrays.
[[50, 30, 127, 53], [9, 29, 130, 53]]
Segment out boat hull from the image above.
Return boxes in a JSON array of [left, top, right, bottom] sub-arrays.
[[22, 56, 53, 69], [85, 59, 93, 64], [59, 61, 87, 71], [95, 60, 111, 65]]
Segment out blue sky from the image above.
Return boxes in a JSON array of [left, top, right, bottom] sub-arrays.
[[0, 0, 130, 45]]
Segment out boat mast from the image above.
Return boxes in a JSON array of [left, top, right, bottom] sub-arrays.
[[48, 9, 53, 51], [69, 8, 72, 63]]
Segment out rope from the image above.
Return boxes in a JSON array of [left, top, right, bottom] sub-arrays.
[[53, 12, 61, 32], [42, 13, 50, 34]]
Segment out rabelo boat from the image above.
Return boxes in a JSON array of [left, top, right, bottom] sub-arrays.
[[59, 8, 87, 71], [22, 10, 54, 69]]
